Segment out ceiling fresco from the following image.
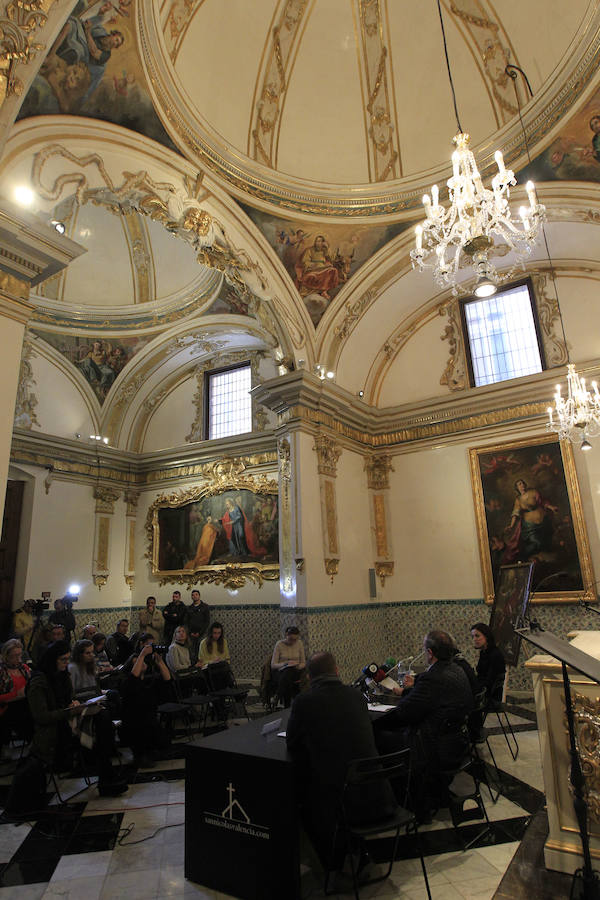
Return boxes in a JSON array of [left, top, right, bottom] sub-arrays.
[[520, 80, 600, 184], [16, 0, 177, 152], [32, 329, 152, 404], [240, 202, 408, 325]]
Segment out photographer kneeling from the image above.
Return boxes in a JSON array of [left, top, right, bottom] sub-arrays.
[[119, 633, 171, 768], [27, 641, 127, 796]]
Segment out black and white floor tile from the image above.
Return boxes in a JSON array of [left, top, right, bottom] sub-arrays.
[[0, 700, 576, 899]]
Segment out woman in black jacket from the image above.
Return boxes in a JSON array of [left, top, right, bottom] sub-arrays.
[[470, 622, 506, 701], [27, 640, 126, 796]]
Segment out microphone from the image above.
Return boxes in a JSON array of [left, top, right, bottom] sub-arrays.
[[381, 657, 397, 673]]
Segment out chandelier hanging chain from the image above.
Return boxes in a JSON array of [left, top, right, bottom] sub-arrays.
[[508, 64, 571, 366], [410, 11, 545, 295], [436, 0, 463, 135]]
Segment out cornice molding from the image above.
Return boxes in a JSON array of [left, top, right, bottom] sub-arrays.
[[0, 198, 85, 287]]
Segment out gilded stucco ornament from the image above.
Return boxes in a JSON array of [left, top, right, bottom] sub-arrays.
[[314, 434, 342, 478], [13, 336, 39, 429], [567, 691, 600, 822], [32, 146, 269, 304], [440, 300, 467, 392], [364, 453, 394, 490], [93, 486, 120, 514], [324, 558, 339, 583], [374, 561, 394, 586], [0, 0, 53, 106]]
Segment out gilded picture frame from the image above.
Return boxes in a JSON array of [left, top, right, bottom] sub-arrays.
[[145, 474, 279, 588], [469, 435, 594, 604]]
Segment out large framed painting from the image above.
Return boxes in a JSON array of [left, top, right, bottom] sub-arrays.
[[146, 476, 279, 588], [469, 435, 594, 604], [489, 563, 534, 666]]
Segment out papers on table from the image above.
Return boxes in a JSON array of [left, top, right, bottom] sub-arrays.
[[368, 703, 396, 712]]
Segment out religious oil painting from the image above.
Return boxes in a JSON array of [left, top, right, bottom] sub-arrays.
[[239, 203, 407, 325], [489, 563, 534, 667], [33, 330, 150, 404], [148, 486, 279, 587], [469, 435, 594, 604], [16, 0, 177, 151], [519, 81, 600, 186]]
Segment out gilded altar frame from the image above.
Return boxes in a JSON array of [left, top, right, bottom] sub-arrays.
[[145, 473, 279, 589], [469, 434, 594, 604]]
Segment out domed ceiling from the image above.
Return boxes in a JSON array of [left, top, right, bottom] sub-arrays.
[[143, 0, 595, 214]]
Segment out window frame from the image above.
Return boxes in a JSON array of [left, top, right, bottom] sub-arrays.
[[459, 277, 547, 389], [203, 360, 253, 441]]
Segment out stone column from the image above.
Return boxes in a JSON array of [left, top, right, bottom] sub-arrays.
[[92, 487, 120, 590], [0, 273, 34, 515], [123, 489, 140, 591], [364, 453, 395, 586], [313, 433, 343, 583], [0, 200, 85, 520]]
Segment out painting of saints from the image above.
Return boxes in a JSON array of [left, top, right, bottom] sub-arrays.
[[52, 12, 124, 107], [295, 235, 339, 300], [184, 516, 221, 569], [221, 497, 266, 559]]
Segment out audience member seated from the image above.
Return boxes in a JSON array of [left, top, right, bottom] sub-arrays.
[[374, 630, 473, 814], [186, 590, 211, 664], [11, 600, 35, 653], [271, 625, 305, 708], [166, 625, 206, 695], [106, 619, 132, 666], [139, 596, 162, 642], [48, 598, 76, 643], [92, 633, 113, 675], [81, 624, 97, 641], [198, 622, 230, 668], [471, 622, 506, 701], [0, 639, 34, 749], [119, 634, 171, 767], [162, 590, 186, 645], [69, 640, 101, 701], [27, 640, 127, 796], [287, 651, 397, 869]]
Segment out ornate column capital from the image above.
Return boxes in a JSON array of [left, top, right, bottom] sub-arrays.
[[93, 486, 120, 514], [364, 453, 394, 490], [313, 434, 342, 477], [124, 489, 140, 516]]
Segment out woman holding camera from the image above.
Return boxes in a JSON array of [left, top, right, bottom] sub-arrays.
[[119, 632, 171, 767]]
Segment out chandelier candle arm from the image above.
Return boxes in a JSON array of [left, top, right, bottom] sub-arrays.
[[547, 364, 600, 446], [410, 132, 545, 294]]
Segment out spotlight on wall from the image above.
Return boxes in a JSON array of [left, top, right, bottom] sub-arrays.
[[67, 583, 80, 596], [358, 390, 364, 398], [50, 219, 66, 235], [89, 434, 109, 444], [14, 185, 34, 207]]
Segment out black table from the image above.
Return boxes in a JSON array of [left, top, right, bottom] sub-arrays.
[[185, 710, 298, 900]]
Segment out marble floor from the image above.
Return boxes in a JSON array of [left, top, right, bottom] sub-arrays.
[[0, 700, 573, 900]]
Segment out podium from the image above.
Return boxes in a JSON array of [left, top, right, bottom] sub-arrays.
[[522, 629, 600, 897], [184, 711, 300, 900]]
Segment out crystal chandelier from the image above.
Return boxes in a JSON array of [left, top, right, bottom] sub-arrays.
[[410, 2, 545, 296], [410, 133, 545, 295], [547, 365, 600, 450]]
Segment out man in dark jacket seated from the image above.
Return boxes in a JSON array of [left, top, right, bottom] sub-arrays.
[[286, 651, 396, 871], [374, 630, 473, 814]]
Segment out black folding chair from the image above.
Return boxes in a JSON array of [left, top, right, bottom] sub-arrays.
[[485, 673, 519, 760], [205, 662, 250, 724], [325, 749, 431, 900]]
